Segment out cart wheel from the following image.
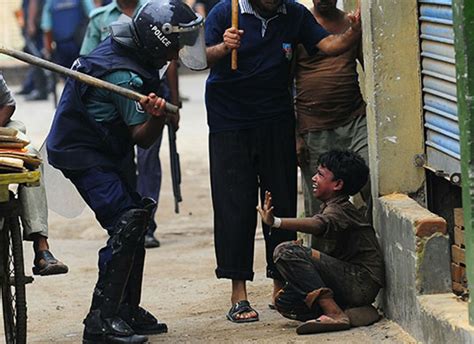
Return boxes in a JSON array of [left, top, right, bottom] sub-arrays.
[[1, 215, 27, 344]]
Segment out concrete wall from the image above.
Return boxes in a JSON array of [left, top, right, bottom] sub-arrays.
[[357, 0, 474, 342], [376, 194, 474, 343], [361, 0, 425, 198]]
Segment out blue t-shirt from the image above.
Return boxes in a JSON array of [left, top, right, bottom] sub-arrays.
[[205, 0, 328, 133]]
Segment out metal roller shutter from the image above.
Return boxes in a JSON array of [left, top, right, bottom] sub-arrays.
[[419, 0, 460, 182]]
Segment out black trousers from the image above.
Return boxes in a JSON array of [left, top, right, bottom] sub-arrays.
[[209, 119, 297, 281]]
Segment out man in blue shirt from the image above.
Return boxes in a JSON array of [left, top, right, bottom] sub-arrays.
[[205, 0, 361, 323]]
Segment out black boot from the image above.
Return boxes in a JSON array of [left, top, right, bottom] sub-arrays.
[[119, 304, 168, 336], [144, 233, 160, 248], [82, 310, 148, 344], [24, 89, 47, 101], [83, 209, 150, 343], [120, 239, 167, 335]]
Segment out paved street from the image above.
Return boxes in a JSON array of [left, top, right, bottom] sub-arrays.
[[0, 71, 415, 343]]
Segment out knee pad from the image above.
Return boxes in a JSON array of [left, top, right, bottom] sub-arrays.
[[110, 209, 148, 255], [141, 197, 157, 213]]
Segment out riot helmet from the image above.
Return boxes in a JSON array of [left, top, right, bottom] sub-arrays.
[[111, 0, 207, 71]]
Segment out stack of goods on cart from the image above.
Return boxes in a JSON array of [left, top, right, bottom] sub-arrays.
[[0, 127, 41, 173]]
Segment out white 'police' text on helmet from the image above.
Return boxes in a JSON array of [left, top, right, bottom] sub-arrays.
[[111, 0, 207, 71]]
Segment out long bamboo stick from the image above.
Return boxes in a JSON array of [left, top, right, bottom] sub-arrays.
[[0, 46, 179, 114]]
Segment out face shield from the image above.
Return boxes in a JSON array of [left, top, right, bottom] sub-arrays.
[[162, 14, 207, 71], [158, 61, 170, 79]]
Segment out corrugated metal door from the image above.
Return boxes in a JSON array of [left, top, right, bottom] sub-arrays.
[[419, 0, 460, 181]]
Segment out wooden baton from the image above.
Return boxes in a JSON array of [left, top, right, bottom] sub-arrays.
[[231, 0, 238, 70], [0, 46, 179, 115]]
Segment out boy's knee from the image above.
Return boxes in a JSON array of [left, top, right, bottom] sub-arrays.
[[273, 241, 305, 263], [273, 241, 292, 263]]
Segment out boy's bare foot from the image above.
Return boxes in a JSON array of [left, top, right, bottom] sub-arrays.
[[296, 314, 350, 334], [324, 312, 350, 323], [298, 293, 350, 334]]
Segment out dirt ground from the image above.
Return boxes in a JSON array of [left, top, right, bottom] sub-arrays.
[[1, 74, 415, 343]]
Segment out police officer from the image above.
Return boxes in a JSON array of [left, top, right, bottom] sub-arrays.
[[80, 0, 180, 249], [46, 0, 206, 342], [41, 0, 95, 68]]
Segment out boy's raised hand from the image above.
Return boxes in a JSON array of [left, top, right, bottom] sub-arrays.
[[257, 191, 275, 226]]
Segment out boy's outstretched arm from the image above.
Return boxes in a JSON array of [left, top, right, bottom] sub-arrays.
[[257, 191, 325, 236]]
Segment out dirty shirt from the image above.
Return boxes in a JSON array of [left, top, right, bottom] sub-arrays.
[[312, 195, 385, 287]]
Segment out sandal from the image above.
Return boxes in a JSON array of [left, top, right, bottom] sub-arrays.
[[33, 250, 69, 276], [296, 314, 350, 335], [226, 300, 259, 323], [344, 305, 380, 327]]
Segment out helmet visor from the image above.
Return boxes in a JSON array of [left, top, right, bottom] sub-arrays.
[[178, 24, 207, 70]]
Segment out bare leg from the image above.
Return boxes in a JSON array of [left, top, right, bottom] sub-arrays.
[[311, 248, 320, 260], [296, 296, 350, 334], [272, 279, 284, 304], [310, 249, 347, 322], [318, 298, 349, 323], [231, 280, 257, 320], [30, 233, 49, 253]]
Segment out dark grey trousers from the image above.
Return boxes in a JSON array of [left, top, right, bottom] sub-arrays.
[[274, 241, 380, 310]]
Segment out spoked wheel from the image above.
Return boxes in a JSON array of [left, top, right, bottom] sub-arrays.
[[1, 210, 27, 344]]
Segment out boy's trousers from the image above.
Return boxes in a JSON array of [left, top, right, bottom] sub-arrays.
[[274, 241, 381, 311]]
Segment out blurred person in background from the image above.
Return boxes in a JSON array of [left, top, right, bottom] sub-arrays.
[[194, 0, 220, 17], [94, 0, 113, 6], [41, 0, 95, 68], [17, 0, 49, 101]]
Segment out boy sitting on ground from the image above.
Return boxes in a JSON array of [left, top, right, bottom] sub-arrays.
[[257, 149, 384, 334]]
